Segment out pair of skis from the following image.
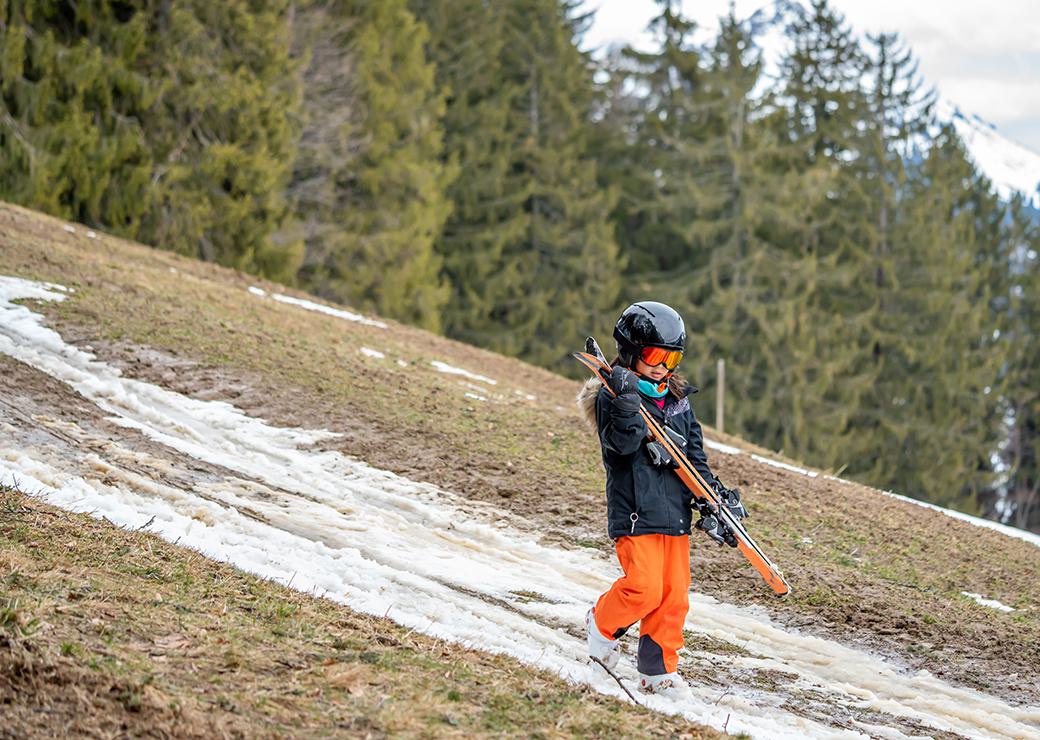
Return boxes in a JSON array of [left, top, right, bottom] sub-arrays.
[[575, 337, 790, 596]]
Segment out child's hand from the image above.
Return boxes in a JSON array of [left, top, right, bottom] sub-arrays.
[[607, 365, 638, 396]]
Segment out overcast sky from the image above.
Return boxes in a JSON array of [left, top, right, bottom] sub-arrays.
[[581, 0, 1040, 152]]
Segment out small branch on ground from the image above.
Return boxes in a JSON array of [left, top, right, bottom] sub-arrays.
[[590, 657, 641, 706]]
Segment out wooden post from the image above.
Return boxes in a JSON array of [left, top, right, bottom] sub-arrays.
[[716, 358, 725, 434]]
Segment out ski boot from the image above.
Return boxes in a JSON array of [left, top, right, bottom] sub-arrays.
[[585, 608, 622, 670], [638, 672, 692, 699]]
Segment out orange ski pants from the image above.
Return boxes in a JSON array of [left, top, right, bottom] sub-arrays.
[[593, 534, 691, 675]]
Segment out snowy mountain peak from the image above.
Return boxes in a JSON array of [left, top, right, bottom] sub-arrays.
[[938, 99, 1040, 208]]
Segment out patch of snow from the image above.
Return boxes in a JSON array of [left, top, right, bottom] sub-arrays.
[[463, 392, 488, 402], [247, 286, 265, 297], [359, 347, 385, 359], [882, 490, 1040, 550], [62, 225, 76, 234], [396, 359, 408, 368], [513, 390, 537, 401], [750, 454, 818, 479], [248, 286, 387, 329], [704, 438, 742, 455], [4, 274, 1039, 739], [39, 282, 72, 294], [271, 292, 387, 329], [0, 277, 70, 306], [430, 360, 497, 386], [86, 230, 97, 239], [940, 100, 1040, 208], [961, 592, 1015, 613], [459, 381, 491, 394]]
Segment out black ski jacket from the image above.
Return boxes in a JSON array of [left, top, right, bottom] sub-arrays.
[[594, 384, 716, 539]]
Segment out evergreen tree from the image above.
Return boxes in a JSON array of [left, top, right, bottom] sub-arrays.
[[414, 0, 622, 370], [293, 0, 454, 330], [498, 0, 622, 371], [751, 0, 889, 466], [997, 198, 1040, 530], [631, 7, 795, 437], [139, 0, 304, 282], [607, 0, 707, 276], [872, 127, 1008, 510], [840, 31, 935, 482], [0, 1, 154, 233], [1, 0, 304, 282], [409, 0, 529, 342]]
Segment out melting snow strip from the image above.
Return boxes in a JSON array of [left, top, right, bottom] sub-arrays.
[[359, 347, 385, 359], [430, 360, 497, 386], [248, 285, 387, 328], [750, 453, 818, 479], [4, 275, 1040, 739], [703, 438, 741, 455], [961, 593, 1015, 613], [881, 491, 1040, 550], [463, 392, 488, 402]]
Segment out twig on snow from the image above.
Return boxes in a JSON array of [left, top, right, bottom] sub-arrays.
[[591, 657, 641, 706]]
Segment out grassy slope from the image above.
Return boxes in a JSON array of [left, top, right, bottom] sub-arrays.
[[1, 200, 1039, 729]]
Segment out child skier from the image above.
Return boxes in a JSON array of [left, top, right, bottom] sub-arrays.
[[577, 301, 747, 696]]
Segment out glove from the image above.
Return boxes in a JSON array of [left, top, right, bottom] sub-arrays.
[[606, 365, 638, 396], [712, 478, 748, 520], [607, 366, 641, 414]]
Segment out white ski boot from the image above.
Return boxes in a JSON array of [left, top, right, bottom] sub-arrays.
[[638, 672, 691, 699], [585, 608, 621, 670]]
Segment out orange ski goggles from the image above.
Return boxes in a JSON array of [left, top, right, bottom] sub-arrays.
[[639, 346, 683, 370]]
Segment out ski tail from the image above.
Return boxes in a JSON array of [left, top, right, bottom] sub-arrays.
[[586, 337, 608, 364]]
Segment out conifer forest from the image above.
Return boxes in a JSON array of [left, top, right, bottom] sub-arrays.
[[2, 0, 1038, 534]]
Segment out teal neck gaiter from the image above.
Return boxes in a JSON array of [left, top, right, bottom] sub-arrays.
[[637, 377, 668, 398]]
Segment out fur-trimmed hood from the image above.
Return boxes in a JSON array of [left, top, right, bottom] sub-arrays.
[[575, 371, 696, 431]]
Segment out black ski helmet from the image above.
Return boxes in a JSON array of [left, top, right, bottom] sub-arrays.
[[613, 301, 686, 369]]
